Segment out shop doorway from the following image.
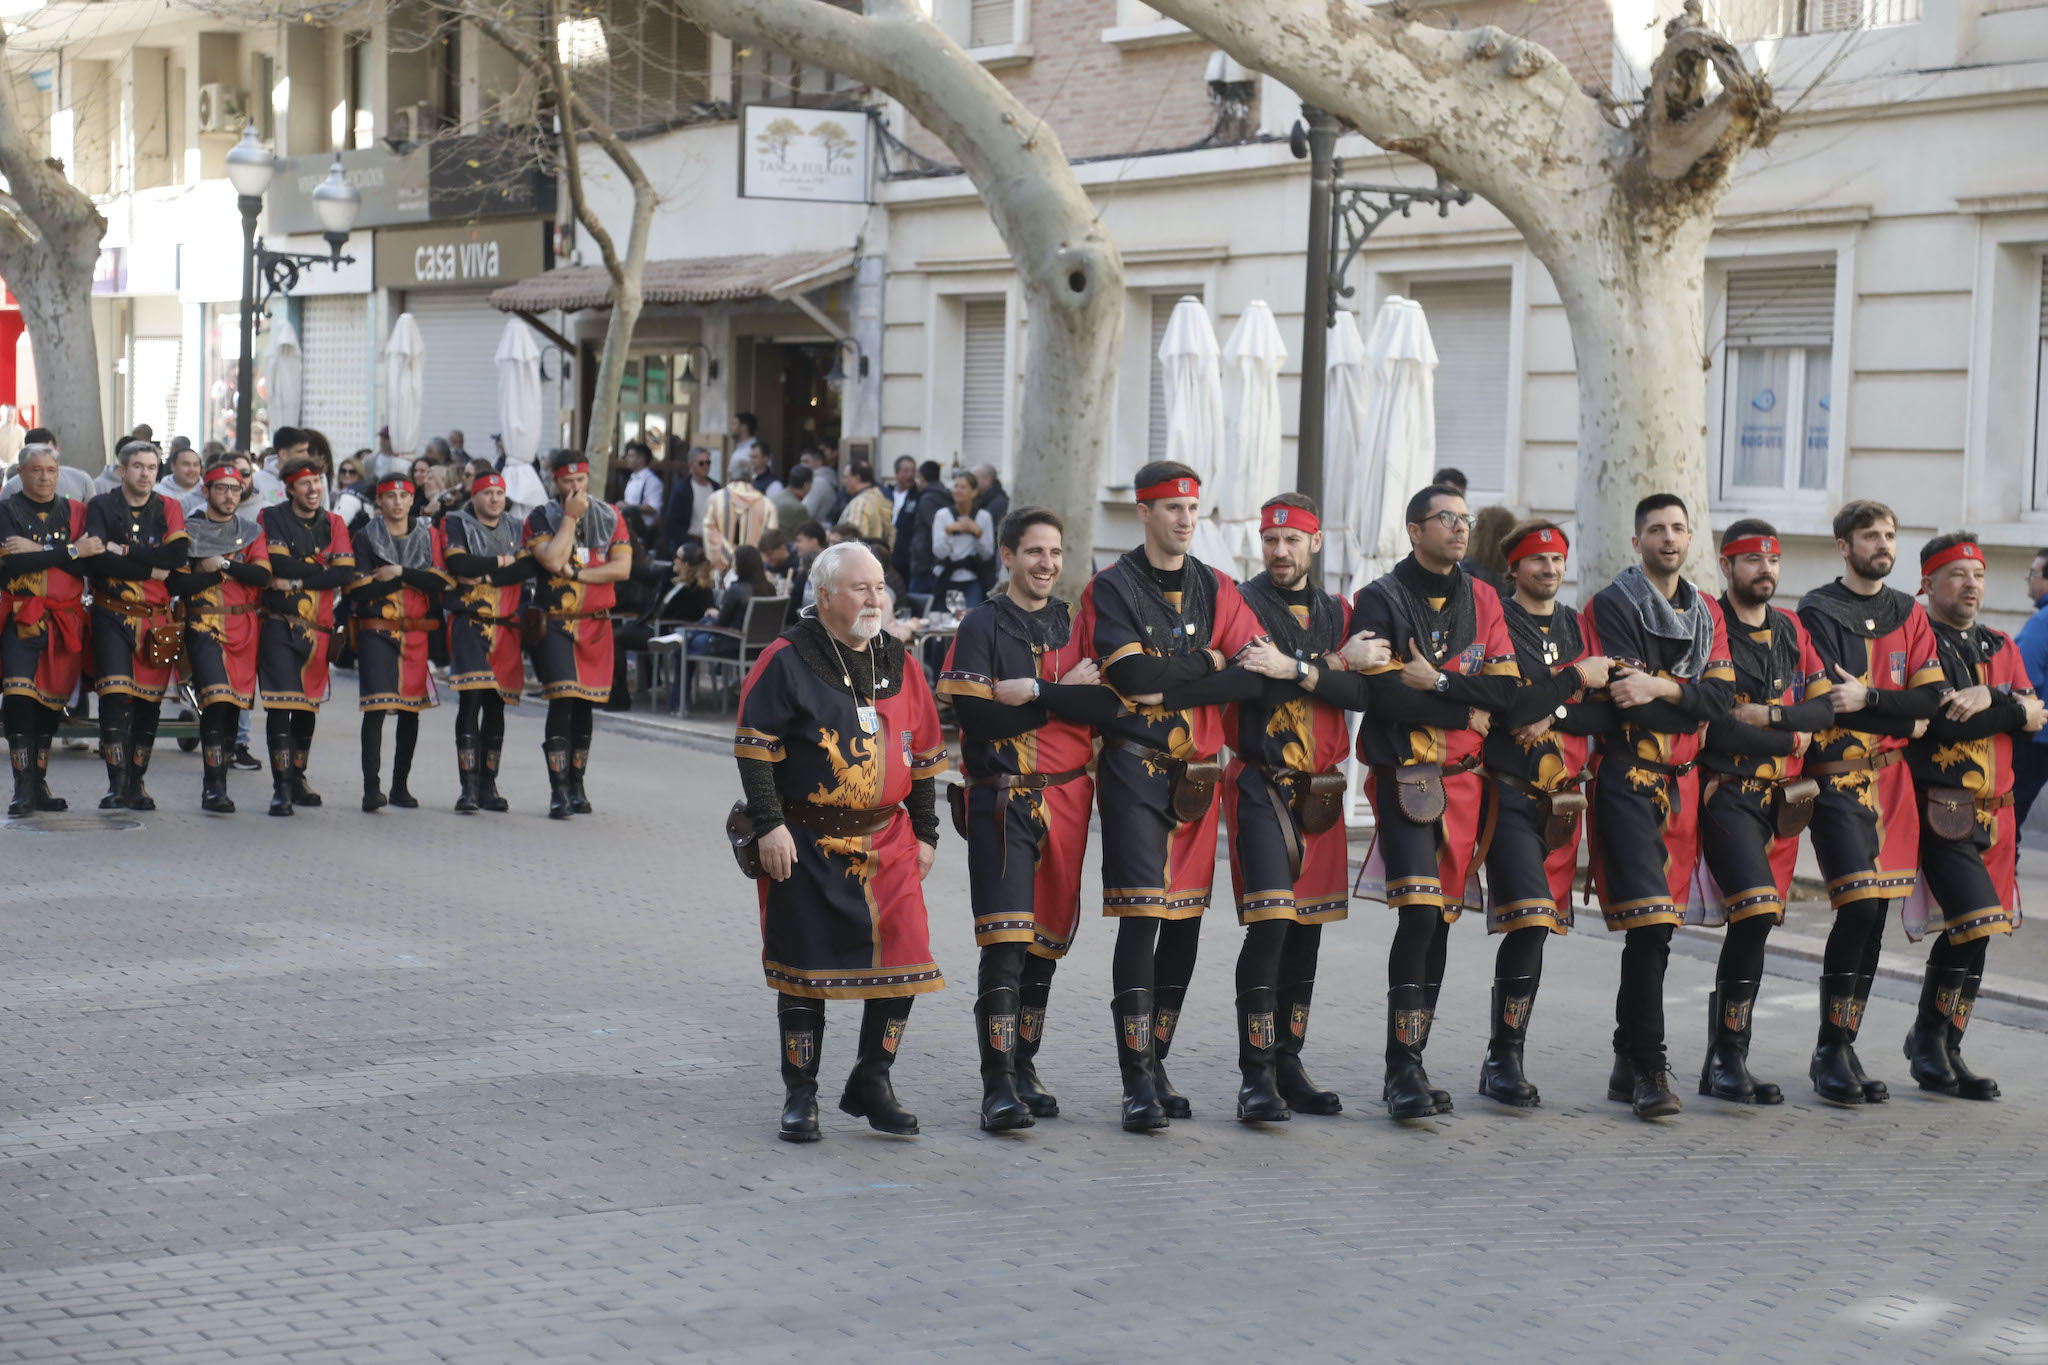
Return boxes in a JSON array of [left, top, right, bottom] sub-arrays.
[[734, 337, 839, 477]]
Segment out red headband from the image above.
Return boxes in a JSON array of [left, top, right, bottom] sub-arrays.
[[1721, 535, 1780, 558], [1260, 504, 1319, 536], [554, 461, 590, 479], [284, 466, 323, 487], [1922, 541, 1983, 577], [1137, 476, 1199, 503], [1506, 527, 1568, 565], [471, 472, 505, 493], [376, 476, 415, 496], [203, 465, 244, 486]]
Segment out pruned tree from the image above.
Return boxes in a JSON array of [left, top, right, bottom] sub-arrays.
[[675, 0, 1123, 598], [1148, 0, 1779, 586], [0, 30, 109, 469]]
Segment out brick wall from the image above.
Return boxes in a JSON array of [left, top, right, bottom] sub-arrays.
[[1412, 0, 1617, 91]]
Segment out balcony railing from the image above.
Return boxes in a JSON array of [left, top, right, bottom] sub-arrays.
[[1706, 0, 1922, 40]]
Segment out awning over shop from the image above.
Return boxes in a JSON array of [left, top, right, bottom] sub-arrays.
[[486, 247, 856, 314]]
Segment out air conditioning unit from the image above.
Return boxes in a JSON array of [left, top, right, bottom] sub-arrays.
[[391, 103, 434, 144], [196, 83, 243, 133]]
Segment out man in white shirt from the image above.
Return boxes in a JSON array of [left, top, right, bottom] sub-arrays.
[[154, 441, 203, 506], [729, 413, 760, 487], [800, 446, 838, 523], [621, 439, 664, 537]]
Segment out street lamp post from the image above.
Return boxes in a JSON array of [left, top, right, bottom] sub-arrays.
[[223, 125, 363, 453]]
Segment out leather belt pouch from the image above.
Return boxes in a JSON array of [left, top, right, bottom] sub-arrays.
[[726, 800, 766, 879], [947, 781, 970, 840], [1924, 786, 1976, 843], [1543, 788, 1587, 852], [1771, 777, 1820, 840], [1169, 759, 1223, 824], [1295, 771, 1347, 836], [1391, 763, 1447, 825]]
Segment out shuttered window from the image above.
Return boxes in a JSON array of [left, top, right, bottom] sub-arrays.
[[970, 0, 1016, 46], [1409, 278, 1511, 494], [1146, 292, 1179, 465], [129, 337, 183, 447], [1721, 264, 1835, 498], [400, 291, 559, 462], [961, 298, 1006, 467], [2034, 259, 2048, 506], [300, 295, 372, 457]]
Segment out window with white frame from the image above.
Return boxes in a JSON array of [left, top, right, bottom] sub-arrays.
[[2034, 258, 2048, 497], [970, 0, 1017, 47], [1408, 278, 1511, 495], [961, 298, 1008, 468], [1146, 292, 1180, 465], [1720, 264, 1835, 500]]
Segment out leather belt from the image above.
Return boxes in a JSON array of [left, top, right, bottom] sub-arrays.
[[544, 608, 611, 622], [1615, 754, 1695, 778], [358, 616, 439, 634], [1805, 749, 1904, 778], [94, 598, 172, 620], [785, 800, 900, 838], [182, 603, 260, 620], [967, 766, 1086, 790], [1490, 767, 1587, 802], [1107, 735, 1215, 765], [454, 609, 520, 627], [1976, 792, 2016, 811]]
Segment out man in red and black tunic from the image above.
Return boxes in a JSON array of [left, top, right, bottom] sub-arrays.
[[937, 507, 1117, 1131], [1196, 494, 1389, 1121], [734, 542, 948, 1142], [1477, 521, 1611, 1108], [525, 449, 633, 819], [1350, 484, 1523, 1120], [85, 439, 189, 810], [176, 459, 271, 813], [436, 471, 534, 813], [1796, 499, 1947, 1104], [1684, 521, 1832, 1105], [1898, 534, 2044, 1101], [0, 444, 101, 816], [1073, 460, 1255, 1131], [259, 457, 356, 816], [349, 472, 449, 812], [1580, 493, 1734, 1120]]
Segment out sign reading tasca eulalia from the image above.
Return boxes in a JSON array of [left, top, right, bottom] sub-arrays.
[[739, 105, 870, 205]]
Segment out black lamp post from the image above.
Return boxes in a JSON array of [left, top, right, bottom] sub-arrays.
[[224, 126, 363, 453]]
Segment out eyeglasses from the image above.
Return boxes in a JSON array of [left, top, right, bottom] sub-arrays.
[[1425, 511, 1475, 532]]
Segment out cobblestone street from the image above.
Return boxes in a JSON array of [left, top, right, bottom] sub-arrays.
[[3, 697, 2047, 1364]]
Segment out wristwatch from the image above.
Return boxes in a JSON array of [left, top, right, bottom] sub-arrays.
[[1433, 671, 1451, 694], [1769, 705, 1783, 726], [1295, 658, 1310, 682], [1030, 678, 1042, 702]]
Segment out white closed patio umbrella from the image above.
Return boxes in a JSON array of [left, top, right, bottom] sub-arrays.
[[383, 312, 427, 472], [1156, 295, 1235, 570], [1348, 295, 1439, 597], [1217, 300, 1288, 580], [495, 319, 546, 516], [1320, 311, 1370, 591], [262, 316, 302, 431]]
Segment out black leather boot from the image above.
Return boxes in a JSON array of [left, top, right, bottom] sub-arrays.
[[1151, 986, 1192, 1119], [1905, 965, 1963, 1095], [388, 741, 418, 809], [478, 744, 509, 812], [1235, 987, 1290, 1123], [454, 742, 480, 814], [544, 739, 572, 820], [1478, 976, 1541, 1108], [1418, 980, 1453, 1112], [291, 747, 322, 806], [1847, 973, 1888, 1103], [567, 747, 593, 814], [974, 989, 1034, 1132], [1631, 1056, 1682, 1119], [1111, 988, 1170, 1132], [267, 746, 295, 817], [7, 733, 35, 818], [1383, 985, 1439, 1119], [1013, 976, 1059, 1118], [777, 1000, 824, 1142], [1700, 980, 1782, 1104], [1948, 972, 1999, 1101], [98, 738, 128, 810], [1274, 980, 1341, 1115], [32, 732, 65, 810], [838, 999, 919, 1135], [1810, 973, 1866, 1104], [200, 742, 235, 813], [1607, 1050, 1636, 1102], [126, 742, 155, 811]]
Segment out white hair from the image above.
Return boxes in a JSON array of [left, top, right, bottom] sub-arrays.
[[17, 442, 58, 466], [809, 541, 882, 597]]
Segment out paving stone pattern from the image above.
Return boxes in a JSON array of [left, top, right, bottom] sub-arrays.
[[3, 690, 2046, 1363]]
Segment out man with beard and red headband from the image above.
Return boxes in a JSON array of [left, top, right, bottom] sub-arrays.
[[1189, 493, 1389, 1121], [0, 444, 102, 815], [1580, 493, 1734, 1120], [526, 449, 632, 819], [84, 439, 189, 810], [348, 471, 449, 812], [1685, 521, 1833, 1105], [733, 542, 947, 1142], [436, 470, 534, 813], [1475, 522, 1612, 1108], [175, 459, 271, 813], [937, 507, 1118, 1131], [1796, 500, 1947, 1105], [258, 458, 356, 816], [1072, 461, 1255, 1132], [1897, 534, 2044, 1101], [1349, 484, 1523, 1120]]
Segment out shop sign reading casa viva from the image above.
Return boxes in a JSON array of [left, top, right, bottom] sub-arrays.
[[373, 220, 550, 292], [738, 104, 871, 205]]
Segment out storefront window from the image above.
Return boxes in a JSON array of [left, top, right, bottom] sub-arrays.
[[616, 350, 692, 460], [204, 305, 266, 453]]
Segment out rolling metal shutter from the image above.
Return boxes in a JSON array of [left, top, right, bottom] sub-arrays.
[[129, 336, 183, 444], [1724, 265, 1836, 348], [299, 294, 372, 456], [961, 297, 1006, 468], [398, 290, 558, 460], [1409, 278, 1511, 493], [970, 0, 1014, 46]]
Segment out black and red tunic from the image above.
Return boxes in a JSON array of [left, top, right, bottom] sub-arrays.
[[258, 504, 355, 711], [349, 518, 449, 713], [177, 514, 272, 710], [85, 489, 188, 703], [523, 499, 631, 703], [0, 492, 90, 710], [436, 510, 533, 700]]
